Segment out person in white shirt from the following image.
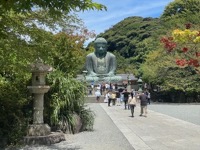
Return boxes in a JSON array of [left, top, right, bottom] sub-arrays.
[[104, 91, 109, 103], [95, 90, 101, 102]]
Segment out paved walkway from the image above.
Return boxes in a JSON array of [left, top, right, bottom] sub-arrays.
[[148, 103, 200, 126], [18, 103, 200, 150], [101, 103, 200, 150]]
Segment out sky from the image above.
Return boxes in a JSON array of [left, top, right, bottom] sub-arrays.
[[77, 0, 174, 45]]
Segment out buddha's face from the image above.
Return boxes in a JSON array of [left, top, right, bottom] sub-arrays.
[[95, 43, 107, 55]]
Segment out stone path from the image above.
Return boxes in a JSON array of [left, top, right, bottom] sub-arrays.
[[148, 103, 200, 125], [101, 103, 200, 150], [18, 103, 133, 150], [16, 103, 200, 150]]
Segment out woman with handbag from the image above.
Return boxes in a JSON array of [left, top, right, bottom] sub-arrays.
[[128, 95, 137, 117]]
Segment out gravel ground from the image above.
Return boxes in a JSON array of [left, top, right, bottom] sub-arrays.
[[148, 103, 200, 125], [16, 103, 134, 150]]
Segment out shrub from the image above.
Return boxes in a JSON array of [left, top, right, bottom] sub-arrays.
[[46, 70, 95, 133]]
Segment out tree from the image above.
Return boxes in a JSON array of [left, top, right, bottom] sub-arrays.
[[50, 31, 90, 76], [141, 47, 200, 103], [160, 0, 200, 29], [160, 24, 200, 74], [137, 0, 200, 103], [161, 0, 200, 19], [0, 0, 106, 14], [113, 51, 135, 74], [0, 0, 106, 146]]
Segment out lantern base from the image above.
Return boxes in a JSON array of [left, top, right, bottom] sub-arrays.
[[27, 124, 51, 136], [24, 131, 65, 145]]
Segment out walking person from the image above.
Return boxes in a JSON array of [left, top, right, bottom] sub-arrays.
[[95, 90, 101, 102], [139, 92, 148, 117], [122, 89, 129, 110], [120, 92, 124, 104], [147, 91, 151, 104], [104, 91, 109, 103], [145, 90, 151, 104], [107, 90, 112, 107], [132, 89, 136, 96], [116, 90, 121, 106], [105, 83, 109, 91], [128, 94, 137, 117], [111, 91, 116, 106]]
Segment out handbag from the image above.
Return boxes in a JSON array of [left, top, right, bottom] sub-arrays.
[[129, 97, 136, 105]]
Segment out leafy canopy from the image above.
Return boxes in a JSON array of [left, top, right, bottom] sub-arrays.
[[0, 0, 106, 15]]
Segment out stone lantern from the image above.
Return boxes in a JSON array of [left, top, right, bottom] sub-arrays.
[[27, 58, 52, 135], [24, 58, 65, 145], [137, 78, 143, 92], [127, 74, 132, 92]]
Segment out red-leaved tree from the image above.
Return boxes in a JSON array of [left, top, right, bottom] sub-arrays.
[[161, 24, 200, 74]]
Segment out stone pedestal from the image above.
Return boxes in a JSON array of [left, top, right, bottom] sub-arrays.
[[27, 124, 51, 136], [25, 124, 66, 145], [24, 132, 65, 145]]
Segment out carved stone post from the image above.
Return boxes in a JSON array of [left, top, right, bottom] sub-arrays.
[[26, 58, 52, 136], [24, 58, 65, 145]]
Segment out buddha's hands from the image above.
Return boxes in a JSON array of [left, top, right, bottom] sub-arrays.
[[97, 72, 114, 77], [88, 72, 97, 77], [87, 72, 114, 77], [107, 72, 114, 76]]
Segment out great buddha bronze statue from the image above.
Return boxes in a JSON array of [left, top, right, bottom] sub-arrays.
[[85, 37, 122, 82]]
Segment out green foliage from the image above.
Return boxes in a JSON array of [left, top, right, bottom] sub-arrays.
[[0, 75, 30, 146], [0, 0, 106, 16], [95, 1, 200, 80], [49, 32, 86, 76], [99, 17, 160, 58], [161, 67, 200, 92], [141, 47, 200, 93], [79, 107, 95, 131], [152, 0, 200, 95], [161, 0, 200, 19], [0, 0, 104, 146], [112, 51, 139, 77], [97, 0, 200, 96], [140, 49, 167, 84], [160, 0, 200, 29], [46, 70, 94, 133], [96, 16, 164, 75]]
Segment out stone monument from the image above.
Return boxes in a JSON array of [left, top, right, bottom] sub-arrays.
[[24, 58, 65, 145], [85, 37, 122, 83]]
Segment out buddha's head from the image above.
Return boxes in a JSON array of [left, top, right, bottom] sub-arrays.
[[94, 37, 107, 57]]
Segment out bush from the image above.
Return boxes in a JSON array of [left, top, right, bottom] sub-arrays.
[[46, 70, 95, 134], [0, 76, 30, 147]]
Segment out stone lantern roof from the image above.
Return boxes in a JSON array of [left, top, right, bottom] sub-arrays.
[[30, 58, 53, 73]]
